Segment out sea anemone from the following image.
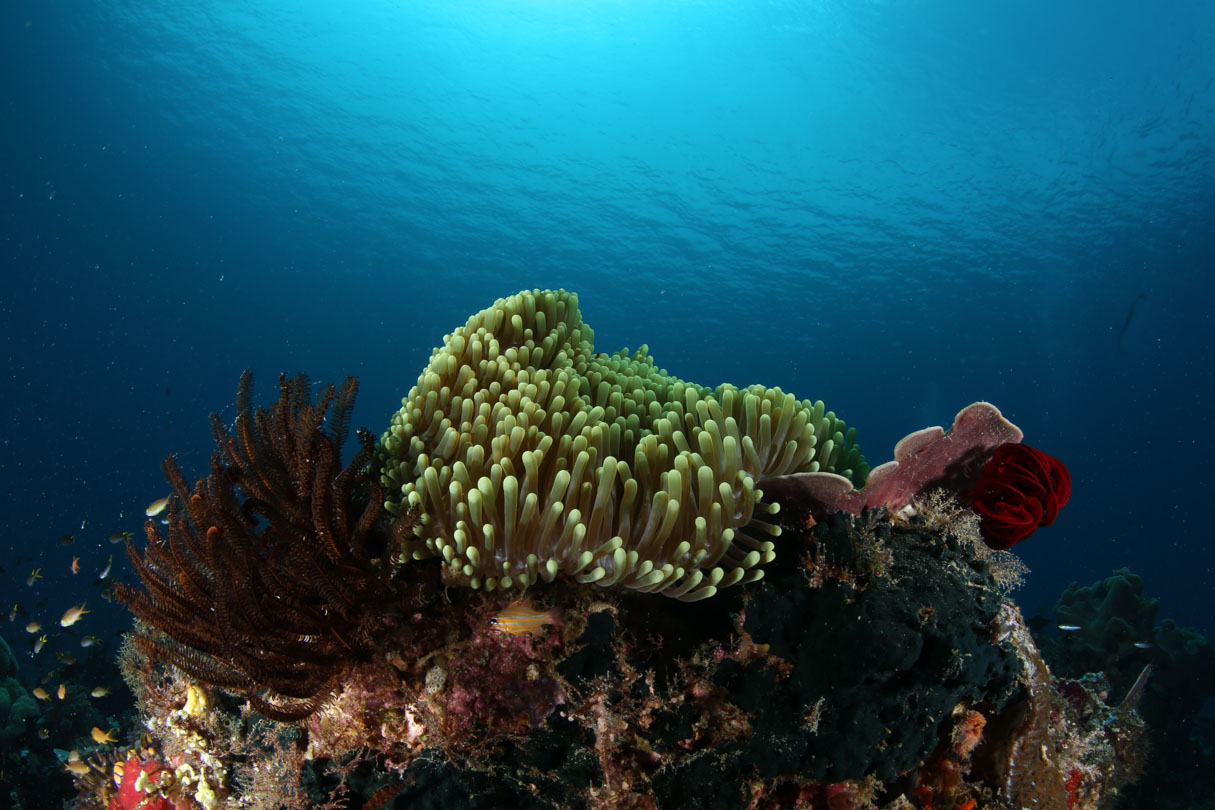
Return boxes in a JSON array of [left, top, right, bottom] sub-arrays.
[[379, 289, 868, 600]]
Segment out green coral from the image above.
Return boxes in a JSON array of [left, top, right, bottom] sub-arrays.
[[0, 635, 39, 748], [379, 289, 867, 600]]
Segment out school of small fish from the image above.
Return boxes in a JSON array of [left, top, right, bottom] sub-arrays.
[[1, 498, 170, 760]]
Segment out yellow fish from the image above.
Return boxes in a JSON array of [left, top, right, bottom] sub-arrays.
[[145, 495, 171, 517], [90, 686, 110, 698], [60, 603, 89, 627], [64, 759, 90, 776], [25, 621, 40, 634], [57, 683, 66, 700], [32, 634, 47, 654], [489, 600, 563, 635], [91, 727, 118, 745], [26, 568, 42, 586], [32, 687, 50, 700]]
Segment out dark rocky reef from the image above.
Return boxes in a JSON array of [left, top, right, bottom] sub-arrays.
[[354, 509, 1022, 810]]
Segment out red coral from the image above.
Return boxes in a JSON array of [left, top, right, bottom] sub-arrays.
[[1064, 767, 1083, 809], [969, 443, 1070, 549], [108, 755, 179, 810]]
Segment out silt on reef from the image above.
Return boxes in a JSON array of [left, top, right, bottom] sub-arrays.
[[88, 501, 1144, 810]]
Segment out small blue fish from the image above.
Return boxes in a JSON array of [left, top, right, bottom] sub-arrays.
[[1058, 624, 1083, 632], [1134, 642, 1153, 650], [489, 601, 563, 635]]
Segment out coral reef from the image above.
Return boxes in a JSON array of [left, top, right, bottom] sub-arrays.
[[1043, 569, 1159, 682], [56, 290, 1146, 810], [984, 603, 1145, 810], [377, 289, 868, 601], [1037, 569, 1215, 809], [0, 635, 39, 749], [83, 497, 1147, 810]]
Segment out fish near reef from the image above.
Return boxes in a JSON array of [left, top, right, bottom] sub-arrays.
[[91, 727, 118, 744], [61, 603, 90, 627], [145, 496, 170, 517], [489, 601, 563, 635]]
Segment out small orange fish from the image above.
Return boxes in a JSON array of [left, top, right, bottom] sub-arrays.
[[91, 726, 118, 745], [90, 686, 110, 698], [64, 759, 90, 776], [145, 495, 171, 517], [32, 687, 50, 700], [57, 683, 66, 700], [70, 556, 80, 575], [60, 603, 89, 627], [489, 600, 563, 635]]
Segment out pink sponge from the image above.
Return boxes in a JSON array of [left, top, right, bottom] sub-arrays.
[[760, 401, 1023, 518]]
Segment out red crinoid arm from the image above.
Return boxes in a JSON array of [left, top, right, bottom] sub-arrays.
[[969, 443, 1070, 549]]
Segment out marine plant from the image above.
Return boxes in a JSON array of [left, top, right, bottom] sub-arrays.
[[377, 288, 869, 601], [116, 372, 400, 720]]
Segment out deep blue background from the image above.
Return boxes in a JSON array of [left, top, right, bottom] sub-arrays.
[[2, 0, 1213, 680]]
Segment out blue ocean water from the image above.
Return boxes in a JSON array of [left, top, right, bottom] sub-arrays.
[[1, 0, 1212, 685]]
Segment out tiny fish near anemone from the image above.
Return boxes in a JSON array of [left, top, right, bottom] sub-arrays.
[[490, 601, 563, 635]]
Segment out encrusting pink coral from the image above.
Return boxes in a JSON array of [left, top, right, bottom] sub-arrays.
[[760, 401, 1023, 519]]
